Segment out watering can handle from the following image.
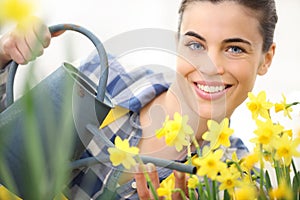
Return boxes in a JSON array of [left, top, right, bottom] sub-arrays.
[[6, 24, 109, 107]]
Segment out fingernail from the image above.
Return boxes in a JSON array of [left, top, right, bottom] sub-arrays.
[[174, 170, 184, 179], [146, 163, 156, 172]]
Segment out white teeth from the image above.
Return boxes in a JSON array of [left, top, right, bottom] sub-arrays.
[[197, 84, 226, 93]]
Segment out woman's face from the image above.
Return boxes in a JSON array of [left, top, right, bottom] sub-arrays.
[[175, 1, 275, 121]]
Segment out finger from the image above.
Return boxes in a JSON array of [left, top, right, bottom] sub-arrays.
[[172, 170, 187, 199], [24, 27, 44, 59], [134, 164, 150, 200], [1, 34, 26, 64], [32, 18, 51, 48], [8, 47, 27, 64], [14, 32, 33, 64]]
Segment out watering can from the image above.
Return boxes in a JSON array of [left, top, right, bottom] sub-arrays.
[[0, 24, 196, 199], [0, 24, 113, 198]]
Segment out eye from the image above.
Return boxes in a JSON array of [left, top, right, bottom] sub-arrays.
[[227, 46, 245, 54], [187, 42, 205, 51]]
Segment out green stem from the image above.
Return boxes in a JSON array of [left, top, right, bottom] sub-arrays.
[[198, 181, 205, 199], [274, 160, 282, 186], [172, 188, 186, 199], [292, 159, 300, 184], [231, 161, 245, 178], [188, 188, 196, 200], [204, 176, 212, 200], [285, 164, 292, 187], [286, 102, 300, 109], [192, 136, 202, 157], [259, 144, 267, 200], [212, 180, 219, 200], [187, 142, 196, 200], [137, 157, 159, 200]]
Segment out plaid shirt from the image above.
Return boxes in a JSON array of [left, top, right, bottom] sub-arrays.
[[0, 51, 249, 199]]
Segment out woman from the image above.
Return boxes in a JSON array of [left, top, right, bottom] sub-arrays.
[[0, 0, 277, 199]]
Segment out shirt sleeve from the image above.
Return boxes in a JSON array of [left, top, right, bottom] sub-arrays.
[[0, 64, 9, 112]]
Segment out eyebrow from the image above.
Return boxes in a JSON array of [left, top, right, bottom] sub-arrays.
[[184, 31, 206, 42], [184, 31, 252, 46], [223, 38, 252, 46]]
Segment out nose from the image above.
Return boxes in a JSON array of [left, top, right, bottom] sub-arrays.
[[194, 51, 225, 75]]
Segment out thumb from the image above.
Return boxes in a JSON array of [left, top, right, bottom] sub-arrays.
[[174, 170, 186, 190], [172, 170, 187, 199]]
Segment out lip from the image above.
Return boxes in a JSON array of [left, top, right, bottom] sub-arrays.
[[193, 81, 231, 101]]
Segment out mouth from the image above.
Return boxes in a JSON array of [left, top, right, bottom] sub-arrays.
[[193, 82, 232, 100], [196, 83, 232, 93]]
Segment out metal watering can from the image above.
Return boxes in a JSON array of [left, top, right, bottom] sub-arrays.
[[0, 24, 196, 199], [0, 24, 113, 198]]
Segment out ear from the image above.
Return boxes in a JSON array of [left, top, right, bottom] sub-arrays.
[[257, 43, 276, 75]]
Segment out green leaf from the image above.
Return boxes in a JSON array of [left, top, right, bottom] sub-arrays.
[[223, 189, 230, 200], [292, 171, 300, 200], [264, 170, 273, 192]]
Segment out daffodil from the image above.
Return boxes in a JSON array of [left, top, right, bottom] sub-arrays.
[[274, 93, 295, 119], [193, 148, 227, 180], [156, 112, 194, 152], [216, 167, 241, 195], [250, 118, 284, 145], [240, 151, 259, 172], [107, 136, 139, 169], [234, 184, 258, 200], [202, 118, 234, 150], [157, 173, 175, 200], [269, 180, 293, 200], [187, 175, 199, 189], [0, 0, 35, 24], [246, 91, 273, 120], [273, 134, 300, 166]]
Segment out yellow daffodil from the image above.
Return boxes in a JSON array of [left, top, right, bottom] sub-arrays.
[[202, 118, 234, 150], [234, 184, 258, 200], [274, 93, 293, 119], [273, 134, 300, 166], [269, 180, 293, 200], [156, 112, 194, 152], [107, 136, 139, 169], [250, 119, 284, 145], [157, 173, 175, 200], [216, 168, 241, 195], [193, 148, 227, 180], [187, 175, 199, 189], [246, 91, 273, 120], [240, 152, 259, 172], [0, 0, 35, 24]]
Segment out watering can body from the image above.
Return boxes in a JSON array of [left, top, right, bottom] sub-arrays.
[[0, 24, 112, 198]]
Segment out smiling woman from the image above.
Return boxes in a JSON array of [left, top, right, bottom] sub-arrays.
[[0, 0, 299, 199]]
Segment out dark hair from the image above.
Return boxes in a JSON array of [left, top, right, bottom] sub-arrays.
[[178, 0, 278, 52]]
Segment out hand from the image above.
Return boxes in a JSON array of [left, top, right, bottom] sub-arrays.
[[134, 163, 190, 200], [134, 163, 161, 200], [0, 17, 51, 68]]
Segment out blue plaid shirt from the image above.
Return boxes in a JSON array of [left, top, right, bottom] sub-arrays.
[[0, 50, 249, 199]]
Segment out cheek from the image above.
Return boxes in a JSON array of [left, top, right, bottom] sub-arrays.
[[230, 63, 258, 101], [176, 56, 197, 79]]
